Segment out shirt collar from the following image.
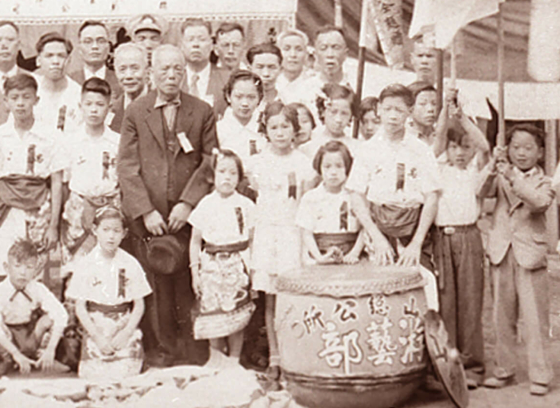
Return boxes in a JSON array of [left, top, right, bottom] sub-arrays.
[[84, 65, 106, 80], [124, 86, 148, 110], [1, 64, 18, 80], [186, 62, 211, 90], [154, 92, 181, 109], [514, 165, 540, 178], [5, 279, 32, 302]]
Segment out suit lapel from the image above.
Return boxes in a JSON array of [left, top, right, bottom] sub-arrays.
[[144, 94, 166, 151], [174, 93, 194, 157]]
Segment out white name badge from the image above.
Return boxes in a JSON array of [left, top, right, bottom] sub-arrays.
[[177, 132, 194, 154]]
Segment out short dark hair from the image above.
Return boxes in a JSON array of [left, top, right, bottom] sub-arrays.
[[93, 206, 126, 228], [223, 69, 264, 105], [78, 20, 108, 38], [7, 239, 38, 264], [446, 120, 467, 147], [82, 77, 112, 100], [287, 102, 316, 130], [316, 83, 357, 123], [314, 25, 347, 46], [312, 140, 353, 176], [506, 123, 545, 148], [261, 101, 300, 135], [408, 81, 437, 103], [212, 148, 244, 182], [36, 32, 73, 55], [359, 96, 379, 121], [379, 83, 414, 108], [4, 73, 38, 95], [0, 21, 19, 34], [180, 18, 212, 36], [246, 43, 282, 66], [216, 22, 245, 39]]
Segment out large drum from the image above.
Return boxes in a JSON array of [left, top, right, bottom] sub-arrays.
[[275, 262, 428, 408]]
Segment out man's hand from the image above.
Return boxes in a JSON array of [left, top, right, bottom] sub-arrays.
[[397, 239, 422, 267], [168, 202, 192, 233], [143, 210, 168, 236], [13, 352, 36, 374], [36, 347, 56, 372]]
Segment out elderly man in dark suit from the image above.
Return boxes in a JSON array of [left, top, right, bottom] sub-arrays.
[[109, 43, 149, 133], [179, 18, 229, 120], [117, 44, 217, 366]]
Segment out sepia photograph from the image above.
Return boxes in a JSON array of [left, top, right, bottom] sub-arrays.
[[0, 0, 557, 407]]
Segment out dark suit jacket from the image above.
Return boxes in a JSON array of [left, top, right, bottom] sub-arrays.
[[109, 94, 125, 133], [0, 66, 32, 125], [117, 90, 218, 223], [68, 66, 122, 99], [181, 63, 229, 120]]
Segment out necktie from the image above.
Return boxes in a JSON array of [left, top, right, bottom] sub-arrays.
[[190, 73, 200, 98]]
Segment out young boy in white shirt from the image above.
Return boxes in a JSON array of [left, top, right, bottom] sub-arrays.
[[0, 239, 68, 375]]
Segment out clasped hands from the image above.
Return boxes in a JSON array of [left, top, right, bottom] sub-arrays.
[[143, 202, 192, 236]]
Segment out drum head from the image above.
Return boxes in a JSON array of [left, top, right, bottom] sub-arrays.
[[424, 310, 469, 408]]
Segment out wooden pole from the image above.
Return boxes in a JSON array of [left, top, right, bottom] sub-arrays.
[[436, 48, 444, 115], [353, 46, 366, 139], [545, 120, 559, 251], [450, 35, 457, 88], [497, 2, 506, 146], [334, 0, 343, 28]]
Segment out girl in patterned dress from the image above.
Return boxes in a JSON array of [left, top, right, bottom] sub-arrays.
[[188, 149, 256, 368], [248, 101, 315, 383], [65, 207, 152, 381]]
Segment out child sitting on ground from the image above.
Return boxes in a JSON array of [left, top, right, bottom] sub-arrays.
[[296, 140, 365, 264], [65, 207, 152, 381], [0, 239, 69, 375]]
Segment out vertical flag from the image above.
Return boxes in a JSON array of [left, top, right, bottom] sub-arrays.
[[409, 0, 505, 49], [359, 0, 404, 69], [528, 0, 560, 82]]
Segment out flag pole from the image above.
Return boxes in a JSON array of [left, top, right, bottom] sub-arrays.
[[353, 0, 368, 139], [497, 1, 506, 146]]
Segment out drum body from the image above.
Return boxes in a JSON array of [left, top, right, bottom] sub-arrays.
[[276, 262, 428, 408]]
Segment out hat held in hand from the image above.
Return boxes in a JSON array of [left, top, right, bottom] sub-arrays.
[[144, 234, 188, 275]]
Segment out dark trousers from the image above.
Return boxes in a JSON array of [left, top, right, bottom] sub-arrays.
[[126, 226, 208, 365], [434, 225, 484, 370]]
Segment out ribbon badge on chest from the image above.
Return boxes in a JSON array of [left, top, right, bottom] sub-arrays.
[[288, 172, 297, 199], [118, 268, 127, 299], [102, 151, 110, 180], [396, 162, 405, 191], [235, 206, 244, 235], [57, 105, 67, 131], [27, 144, 36, 175], [340, 201, 349, 231]]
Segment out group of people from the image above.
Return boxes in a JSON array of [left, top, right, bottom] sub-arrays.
[[0, 11, 555, 399]]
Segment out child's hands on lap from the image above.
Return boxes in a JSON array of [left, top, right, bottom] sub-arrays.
[[397, 240, 422, 267], [95, 335, 116, 355], [111, 329, 133, 351]]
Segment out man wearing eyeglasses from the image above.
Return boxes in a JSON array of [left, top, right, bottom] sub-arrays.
[[69, 20, 121, 99]]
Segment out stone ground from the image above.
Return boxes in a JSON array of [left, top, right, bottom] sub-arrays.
[[3, 252, 560, 407], [401, 255, 560, 408]]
